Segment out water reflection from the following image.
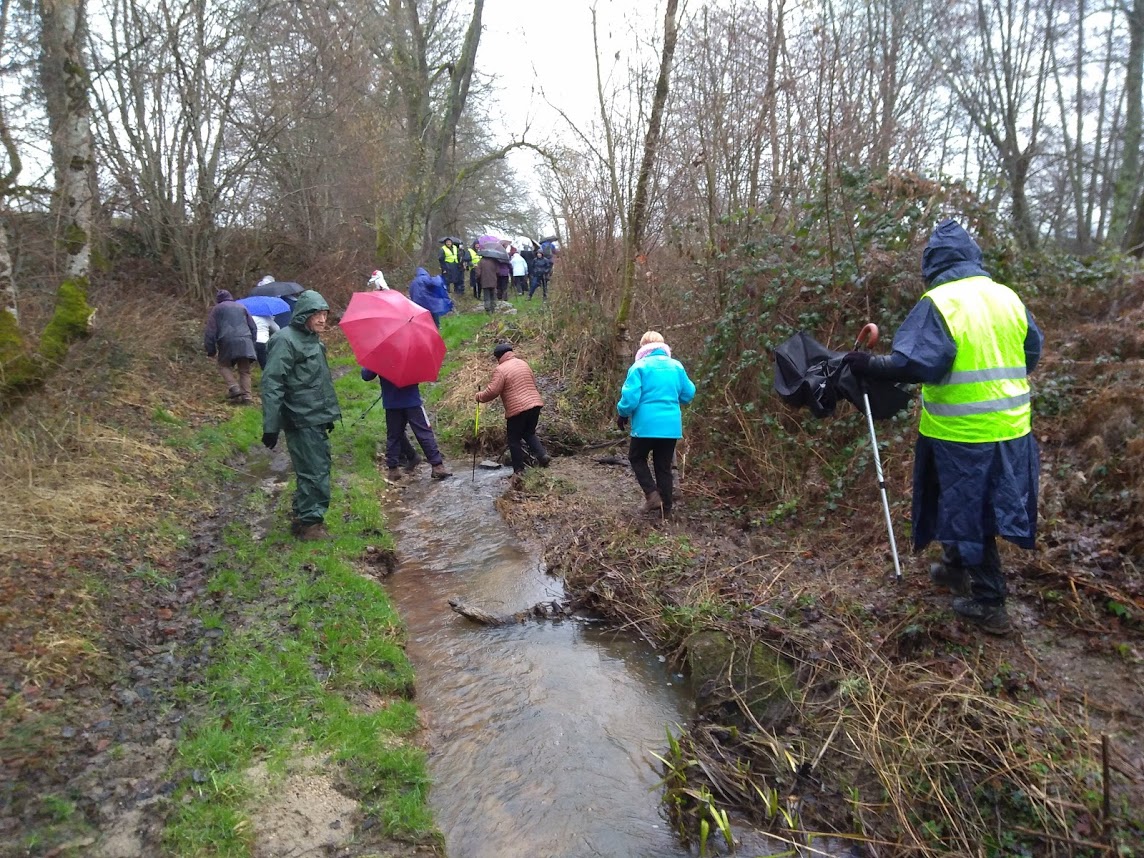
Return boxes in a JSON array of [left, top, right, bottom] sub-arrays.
[[385, 468, 694, 858]]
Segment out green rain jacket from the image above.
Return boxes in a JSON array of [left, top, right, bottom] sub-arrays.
[[261, 290, 342, 434]]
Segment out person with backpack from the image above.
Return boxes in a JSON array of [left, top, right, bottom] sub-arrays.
[[407, 267, 454, 328], [476, 343, 550, 483], [360, 369, 451, 481], [204, 289, 258, 404]]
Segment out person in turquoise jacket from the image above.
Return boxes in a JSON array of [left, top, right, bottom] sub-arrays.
[[616, 331, 696, 519]]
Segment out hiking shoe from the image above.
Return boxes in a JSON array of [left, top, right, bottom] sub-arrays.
[[951, 597, 1012, 635], [509, 472, 525, 490], [930, 562, 972, 597], [290, 518, 304, 536], [402, 454, 422, 472], [538, 455, 551, 468], [297, 521, 330, 542], [639, 490, 663, 513], [387, 466, 402, 482], [431, 463, 452, 480]]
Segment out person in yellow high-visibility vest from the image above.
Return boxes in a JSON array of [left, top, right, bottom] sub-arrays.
[[438, 238, 464, 296], [845, 219, 1044, 635]]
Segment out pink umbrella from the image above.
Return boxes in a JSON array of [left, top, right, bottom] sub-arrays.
[[339, 291, 446, 387]]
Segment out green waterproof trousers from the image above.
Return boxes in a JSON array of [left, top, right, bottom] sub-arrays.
[[285, 424, 331, 525]]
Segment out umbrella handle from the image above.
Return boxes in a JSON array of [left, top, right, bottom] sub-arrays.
[[854, 323, 879, 350]]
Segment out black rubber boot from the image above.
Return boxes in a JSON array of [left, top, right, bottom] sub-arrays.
[[929, 562, 972, 596]]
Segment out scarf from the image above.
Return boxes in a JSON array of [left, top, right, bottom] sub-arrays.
[[634, 342, 672, 362]]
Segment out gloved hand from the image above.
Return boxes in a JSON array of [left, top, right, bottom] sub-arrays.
[[841, 351, 872, 375], [325, 423, 335, 435], [616, 414, 629, 431], [262, 432, 278, 449]]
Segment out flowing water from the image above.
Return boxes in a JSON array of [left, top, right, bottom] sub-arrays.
[[384, 466, 697, 858]]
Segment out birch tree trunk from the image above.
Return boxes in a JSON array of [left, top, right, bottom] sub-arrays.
[[37, 0, 94, 364], [1113, 0, 1144, 245]]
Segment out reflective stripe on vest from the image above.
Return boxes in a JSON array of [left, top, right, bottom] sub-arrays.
[[441, 245, 458, 264], [919, 276, 1031, 443]]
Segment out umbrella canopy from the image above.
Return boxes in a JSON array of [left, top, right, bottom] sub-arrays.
[[249, 279, 305, 298], [339, 290, 446, 387], [237, 295, 290, 317], [476, 245, 510, 262], [539, 235, 559, 244], [773, 331, 912, 419], [513, 236, 537, 250], [475, 233, 503, 246]]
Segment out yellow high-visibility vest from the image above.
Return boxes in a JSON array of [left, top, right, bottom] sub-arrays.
[[919, 276, 1031, 443], [441, 245, 458, 264]]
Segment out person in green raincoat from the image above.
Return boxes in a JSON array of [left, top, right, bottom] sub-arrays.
[[260, 290, 342, 540]]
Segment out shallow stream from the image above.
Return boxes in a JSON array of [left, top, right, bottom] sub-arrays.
[[383, 466, 696, 857]]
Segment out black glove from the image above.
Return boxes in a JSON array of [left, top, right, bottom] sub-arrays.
[[616, 414, 629, 431], [262, 432, 278, 449], [842, 351, 872, 375], [325, 422, 335, 435]]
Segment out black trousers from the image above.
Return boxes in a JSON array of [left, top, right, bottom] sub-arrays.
[[942, 537, 1007, 604], [629, 437, 676, 512], [505, 406, 547, 473]]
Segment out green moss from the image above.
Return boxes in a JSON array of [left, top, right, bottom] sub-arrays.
[[61, 223, 88, 257], [39, 277, 94, 365], [685, 630, 798, 723], [0, 308, 42, 400]]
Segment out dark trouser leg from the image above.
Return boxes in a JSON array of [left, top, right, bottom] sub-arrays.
[[505, 411, 529, 473], [518, 406, 547, 462], [405, 406, 444, 466], [496, 275, 508, 300], [482, 287, 495, 313], [385, 408, 409, 468], [528, 273, 539, 297], [471, 269, 480, 298], [398, 432, 418, 465], [540, 275, 549, 299], [285, 425, 331, 525], [650, 438, 677, 512], [968, 536, 1007, 604], [255, 342, 268, 370], [628, 437, 657, 496]]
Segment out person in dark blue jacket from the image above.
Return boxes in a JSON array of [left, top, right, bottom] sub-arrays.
[[361, 369, 451, 480], [616, 331, 697, 519], [845, 219, 1043, 634], [529, 254, 553, 300], [407, 267, 454, 328]]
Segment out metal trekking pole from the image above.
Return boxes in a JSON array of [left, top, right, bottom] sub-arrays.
[[855, 323, 903, 581], [357, 390, 383, 422]]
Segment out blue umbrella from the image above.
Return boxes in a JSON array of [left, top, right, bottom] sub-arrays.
[[238, 295, 290, 317]]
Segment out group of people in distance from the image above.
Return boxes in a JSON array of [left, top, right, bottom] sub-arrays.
[[206, 218, 1036, 638], [438, 236, 556, 313]]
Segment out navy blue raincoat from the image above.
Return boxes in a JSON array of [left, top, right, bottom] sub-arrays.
[[871, 221, 1044, 566]]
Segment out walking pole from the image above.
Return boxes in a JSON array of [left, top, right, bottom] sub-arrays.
[[357, 390, 383, 422], [855, 323, 903, 581], [471, 399, 480, 483]]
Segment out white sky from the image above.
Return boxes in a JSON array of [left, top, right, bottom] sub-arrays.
[[476, 0, 668, 210]]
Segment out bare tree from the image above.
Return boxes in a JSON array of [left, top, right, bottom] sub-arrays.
[[930, 0, 1056, 252], [1113, 0, 1144, 247], [615, 0, 680, 347]]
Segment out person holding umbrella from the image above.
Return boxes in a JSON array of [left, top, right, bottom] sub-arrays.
[[204, 290, 258, 404], [237, 295, 288, 370], [476, 342, 550, 484], [261, 290, 342, 541], [360, 368, 451, 481], [616, 331, 696, 520], [843, 219, 1044, 635]]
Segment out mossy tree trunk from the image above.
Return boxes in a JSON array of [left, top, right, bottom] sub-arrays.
[[37, 0, 94, 359]]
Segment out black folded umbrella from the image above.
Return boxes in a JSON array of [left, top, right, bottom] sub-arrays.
[[773, 329, 911, 580], [773, 331, 911, 420]]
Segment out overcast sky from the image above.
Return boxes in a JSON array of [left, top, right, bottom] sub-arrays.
[[476, 0, 667, 210]]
